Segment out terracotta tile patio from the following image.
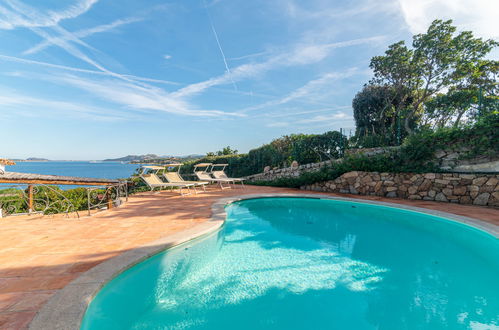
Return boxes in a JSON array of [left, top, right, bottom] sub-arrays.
[[0, 185, 497, 329]]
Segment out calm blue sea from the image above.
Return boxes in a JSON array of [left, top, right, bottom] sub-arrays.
[[7, 161, 141, 180]]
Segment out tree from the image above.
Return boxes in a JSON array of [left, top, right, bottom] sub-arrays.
[[291, 131, 346, 163], [308, 131, 347, 160], [369, 41, 416, 134], [206, 146, 238, 157], [423, 90, 473, 128], [218, 146, 238, 156], [370, 19, 498, 133], [423, 87, 498, 128], [352, 85, 415, 145]]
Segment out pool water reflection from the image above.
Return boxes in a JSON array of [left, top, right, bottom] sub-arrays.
[[82, 198, 499, 330]]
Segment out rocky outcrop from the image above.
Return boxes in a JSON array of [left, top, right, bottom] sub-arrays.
[[301, 171, 499, 207]]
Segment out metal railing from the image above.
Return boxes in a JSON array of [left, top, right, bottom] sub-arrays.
[[86, 182, 128, 216], [0, 184, 79, 218], [0, 182, 128, 219]]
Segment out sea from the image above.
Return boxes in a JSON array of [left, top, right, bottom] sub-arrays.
[[7, 161, 142, 181]]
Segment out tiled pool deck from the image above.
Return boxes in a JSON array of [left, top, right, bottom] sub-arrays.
[[0, 186, 498, 329]]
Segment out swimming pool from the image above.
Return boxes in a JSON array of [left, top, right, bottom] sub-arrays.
[[81, 197, 499, 329]]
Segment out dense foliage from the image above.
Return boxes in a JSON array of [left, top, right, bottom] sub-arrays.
[[401, 114, 499, 162], [354, 19, 498, 146], [181, 131, 347, 178], [0, 186, 90, 215], [0, 185, 126, 216], [249, 115, 498, 188], [352, 85, 413, 147]]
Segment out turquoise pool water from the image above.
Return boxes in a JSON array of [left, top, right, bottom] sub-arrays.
[[81, 198, 499, 330]]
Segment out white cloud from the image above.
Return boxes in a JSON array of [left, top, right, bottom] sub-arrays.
[[298, 112, 351, 124], [228, 51, 268, 61], [0, 0, 146, 86], [270, 70, 357, 105], [398, 0, 499, 38], [0, 0, 98, 30], [0, 1, 228, 118], [172, 36, 383, 99], [0, 1, 114, 75], [52, 74, 243, 117], [280, 0, 399, 45], [0, 1, 389, 125], [264, 110, 354, 129], [30, 25, 125, 79], [284, 0, 399, 20], [266, 122, 289, 128], [264, 107, 351, 119], [3, 1, 383, 121], [0, 87, 129, 121], [2, 69, 241, 119], [24, 16, 142, 55], [239, 69, 360, 113], [0, 54, 181, 86]]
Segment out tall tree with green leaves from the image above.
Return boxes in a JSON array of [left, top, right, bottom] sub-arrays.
[[352, 84, 415, 145], [369, 19, 498, 133], [423, 86, 498, 128]]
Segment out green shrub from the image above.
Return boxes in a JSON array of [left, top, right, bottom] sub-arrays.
[[247, 116, 498, 189], [61, 187, 88, 211], [181, 131, 347, 178], [401, 114, 499, 162], [247, 149, 439, 188]]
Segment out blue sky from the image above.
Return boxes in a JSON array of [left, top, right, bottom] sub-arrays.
[[0, 0, 497, 160]]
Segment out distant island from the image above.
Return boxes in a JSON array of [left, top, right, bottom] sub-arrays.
[[12, 157, 51, 162], [103, 154, 159, 162], [6, 154, 206, 164], [26, 157, 50, 161]]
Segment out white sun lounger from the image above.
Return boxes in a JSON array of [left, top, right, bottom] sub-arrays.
[[193, 163, 233, 189], [210, 164, 245, 188], [140, 166, 193, 196], [161, 164, 209, 194]]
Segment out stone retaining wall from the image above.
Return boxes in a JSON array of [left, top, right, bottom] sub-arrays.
[[245, 159, 336, 182], [245, 146, 498, 183], [434, 148, 498, 171], [245, 148, 395, 182], [301, 171, 499, 207]]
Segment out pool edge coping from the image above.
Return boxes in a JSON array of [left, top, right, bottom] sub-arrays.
[[29, 193, 498, 329]]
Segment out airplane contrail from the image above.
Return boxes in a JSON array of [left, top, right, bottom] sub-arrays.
[[202, 0, 237, 91]]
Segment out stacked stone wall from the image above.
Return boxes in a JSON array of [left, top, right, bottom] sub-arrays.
[[245, 146, 499, 183], [301, 171, 499, 207], [245, 159, 336, 182], [245, 147, 394, 182]]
